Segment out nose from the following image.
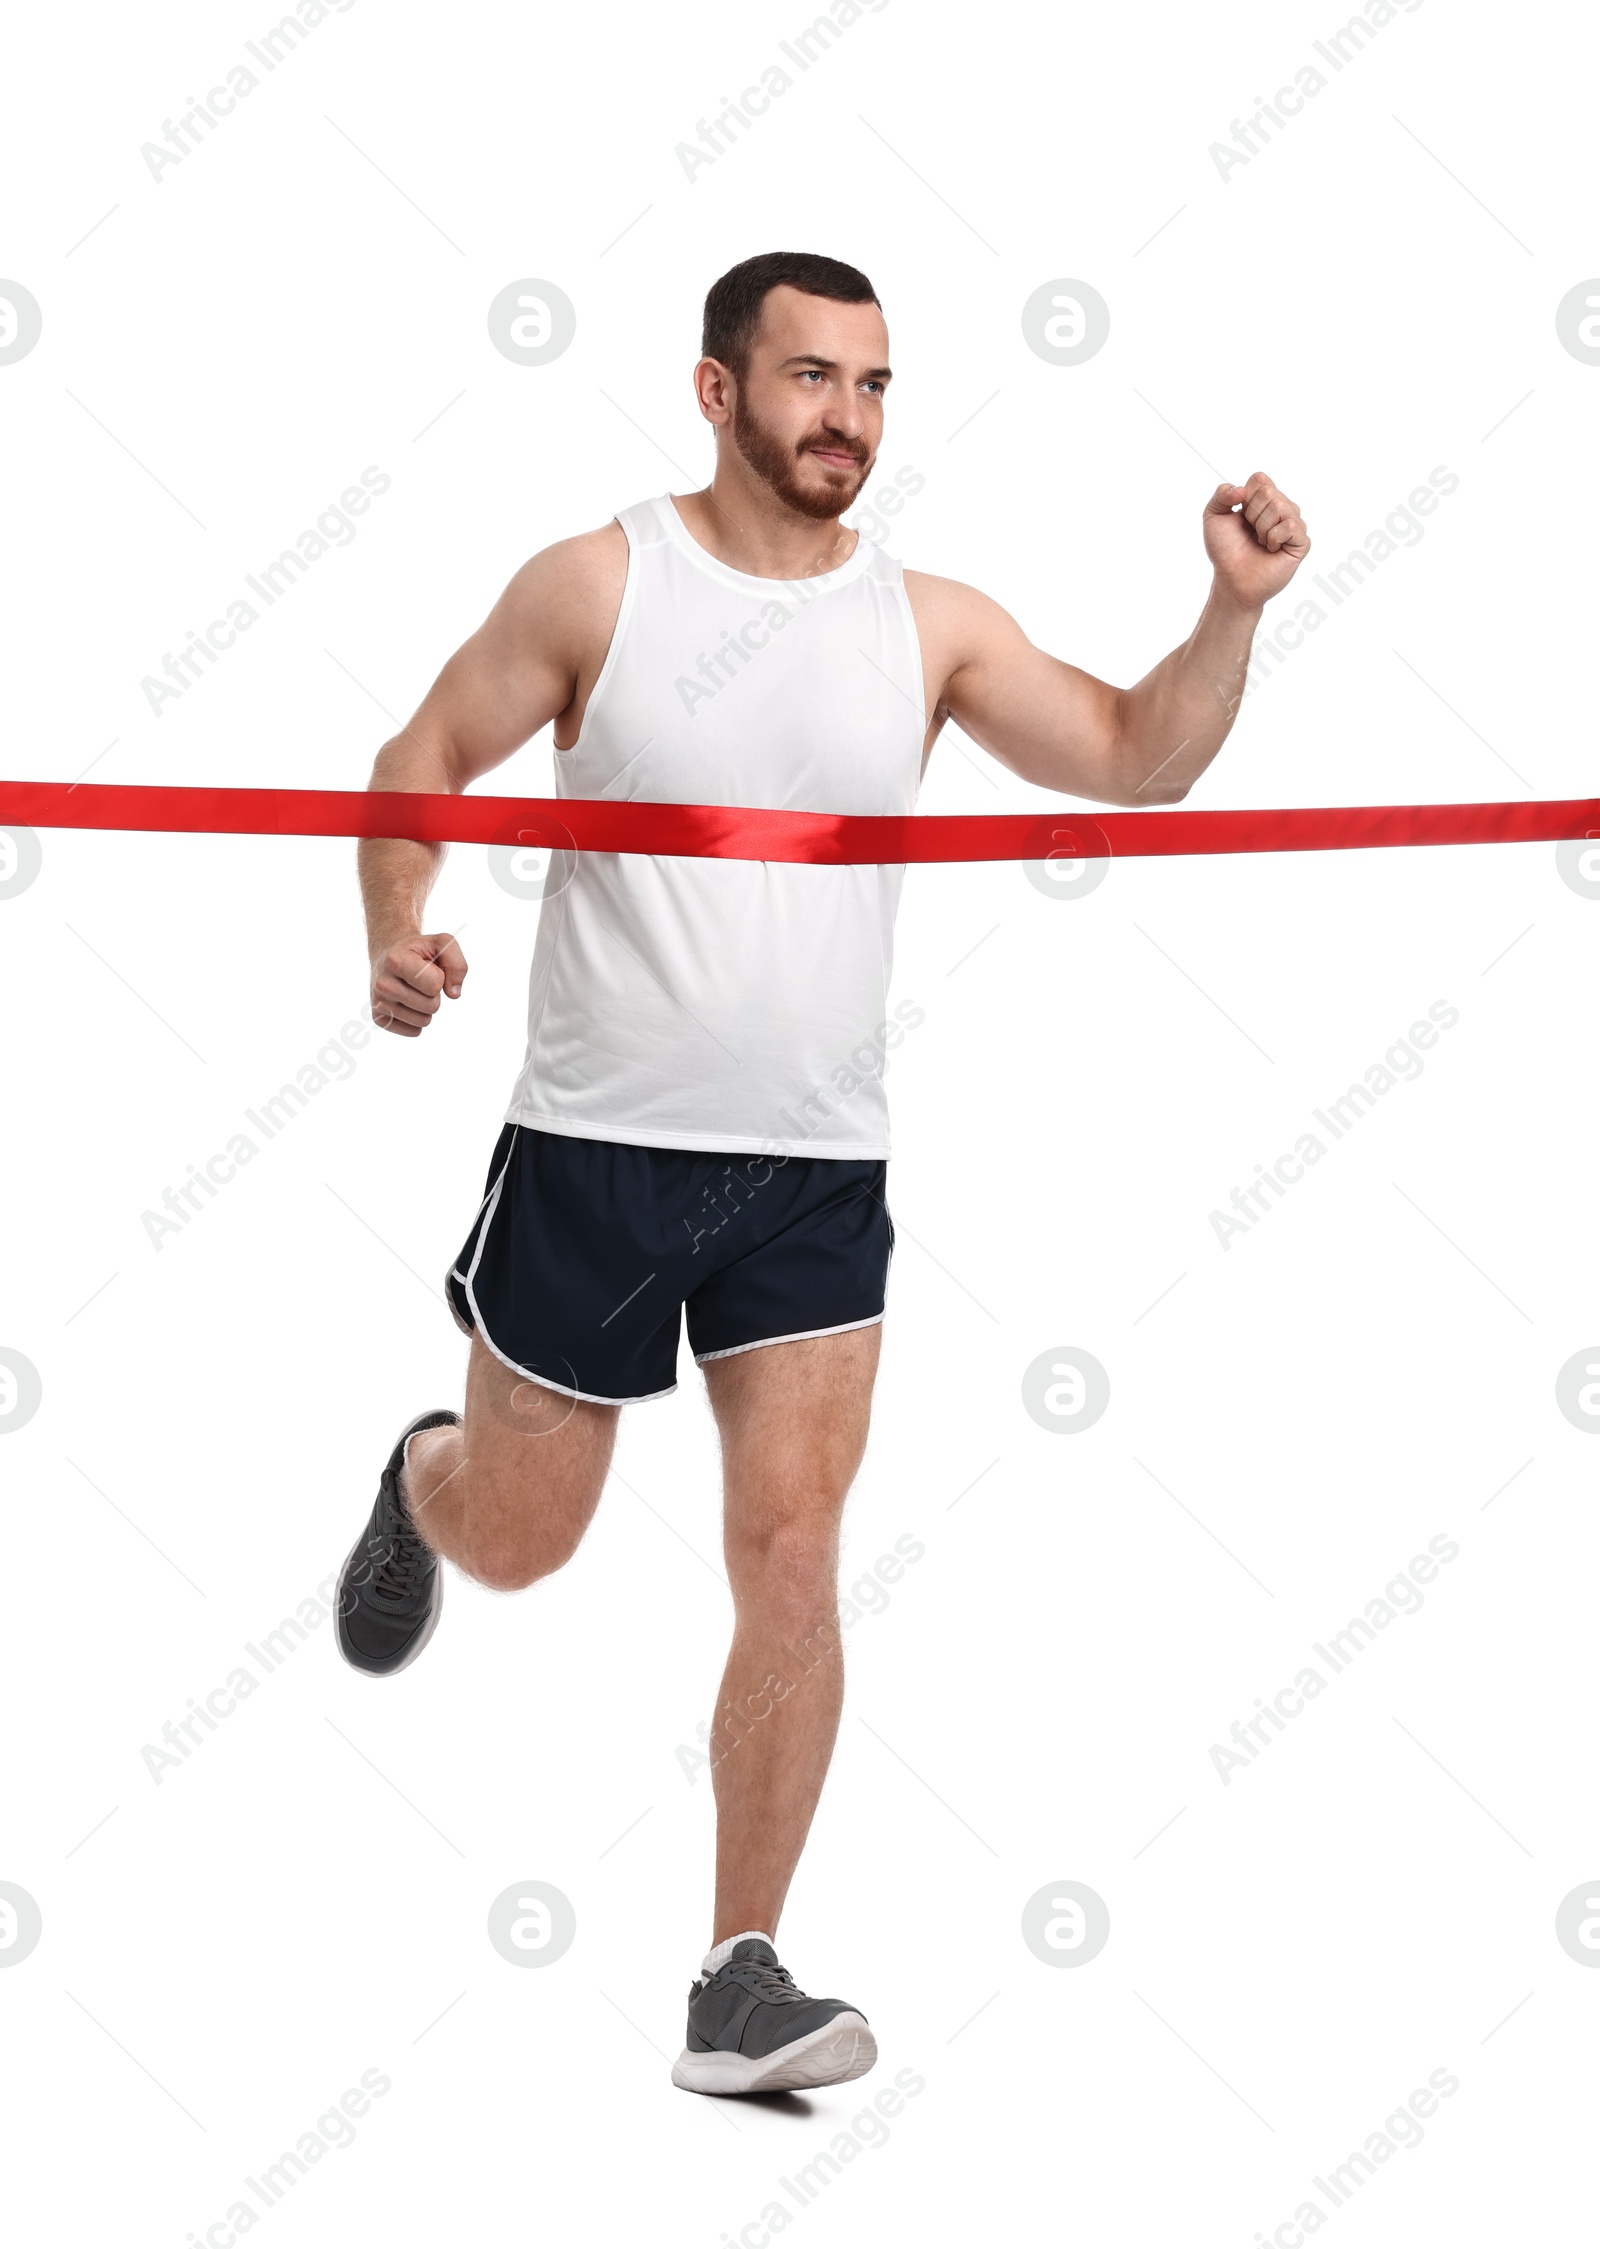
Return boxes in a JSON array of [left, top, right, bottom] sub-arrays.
[[818, 396, 867, 442]]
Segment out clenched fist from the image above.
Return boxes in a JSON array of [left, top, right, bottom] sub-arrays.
[[371, 930, 468, 1038], [1204, 471, 1310, 608]]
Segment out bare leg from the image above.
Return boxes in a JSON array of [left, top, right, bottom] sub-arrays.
[[404, 1335, 619, 1589], [701, 1323, 881, 1947]]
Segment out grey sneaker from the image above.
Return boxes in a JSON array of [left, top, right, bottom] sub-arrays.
[[671, 1937, 877, 2095], [335, 1409, 459, 1676]]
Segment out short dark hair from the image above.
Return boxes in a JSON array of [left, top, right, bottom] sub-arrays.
[[702, 251, 880, 377]]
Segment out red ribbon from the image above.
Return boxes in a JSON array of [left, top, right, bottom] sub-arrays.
[[2, 780, 1597, 862]]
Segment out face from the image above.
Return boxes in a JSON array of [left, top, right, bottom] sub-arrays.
[[717, 284, 892, 520]]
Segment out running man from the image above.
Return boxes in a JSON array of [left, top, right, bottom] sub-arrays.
[[336, 250, 1310, 2095]]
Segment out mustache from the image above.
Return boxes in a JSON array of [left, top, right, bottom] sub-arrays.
[[800, 432, 869, 464]]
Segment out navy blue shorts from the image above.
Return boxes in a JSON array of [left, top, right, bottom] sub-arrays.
[[445, 1124, 894, 1404]]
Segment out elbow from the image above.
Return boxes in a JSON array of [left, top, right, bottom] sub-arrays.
[[1106, 769, 1190, 811], [370, 728, 457, 795], [1114, 733, 1194, 808], [368, 733, 411, 789], [1104, 692, 1176, 808]]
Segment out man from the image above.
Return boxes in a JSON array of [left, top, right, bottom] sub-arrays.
[[336, 250, 1310, 2096]]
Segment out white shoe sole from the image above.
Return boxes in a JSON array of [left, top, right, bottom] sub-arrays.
[[671, 2013, 877, 2096]]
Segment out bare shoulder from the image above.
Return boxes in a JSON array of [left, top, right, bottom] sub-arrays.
[[496, 518, 629, 639], [903, 568, 1030, 709], [903, 568, 1025, 645]]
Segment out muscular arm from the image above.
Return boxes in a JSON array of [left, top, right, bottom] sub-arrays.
[[358, 525, 624, 1035], [911, 472, 1310, 809]]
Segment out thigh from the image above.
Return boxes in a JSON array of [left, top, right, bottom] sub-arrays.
[[454, 1331, 620, 1560], [703, 1324, 883, 1570]]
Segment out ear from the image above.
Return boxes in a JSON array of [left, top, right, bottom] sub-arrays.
[[694, 356, 735, 425]]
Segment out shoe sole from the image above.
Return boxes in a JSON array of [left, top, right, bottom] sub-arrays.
[[671, 2013, 877, 2096], [334, 1411, 454, 1678]]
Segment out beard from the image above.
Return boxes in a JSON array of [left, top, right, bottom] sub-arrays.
[[731, 392, 872, 520]]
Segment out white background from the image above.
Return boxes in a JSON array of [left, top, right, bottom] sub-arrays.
[[3, 0, 1597, 2242]]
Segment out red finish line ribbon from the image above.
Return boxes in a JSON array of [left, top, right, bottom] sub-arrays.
[[2, 781, 1598, 863]]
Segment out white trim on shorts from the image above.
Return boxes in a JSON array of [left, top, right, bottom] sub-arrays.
[[445, 1133, 889, 1404], [693, 1311, 886, 1365], [447, 1144, 679, 1406], [465, 1301, 679, 1406]]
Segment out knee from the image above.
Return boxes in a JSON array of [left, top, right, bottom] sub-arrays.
[[727, 1509, 840, 1616], [459, 1493, 585, 1601], [464, 1515, 584, 1595]]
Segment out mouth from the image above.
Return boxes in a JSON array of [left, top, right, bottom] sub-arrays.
[[807, 447, 865, 472]]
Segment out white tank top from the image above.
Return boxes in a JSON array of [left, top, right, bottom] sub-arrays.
[[505, 493, 926, 1158]]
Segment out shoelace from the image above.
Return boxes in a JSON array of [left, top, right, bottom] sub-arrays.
[[370, 1486, 426, 1604], [726, 1957, 804, 2006]]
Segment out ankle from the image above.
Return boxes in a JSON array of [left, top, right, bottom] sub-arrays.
[[399, 1426, 450, 1528], [702, 1926, 776, 1974]]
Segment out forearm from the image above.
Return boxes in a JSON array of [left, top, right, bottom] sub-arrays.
[[1109, 578, 1263, 805], [357, 732, 453, 956]]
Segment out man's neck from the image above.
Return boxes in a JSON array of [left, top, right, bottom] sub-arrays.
[[670, 483, 859, 582]]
